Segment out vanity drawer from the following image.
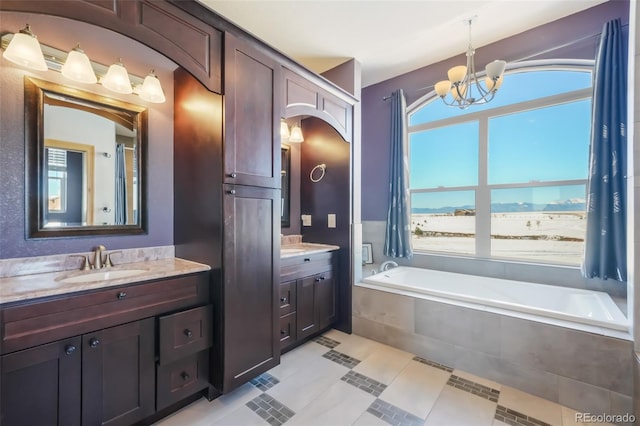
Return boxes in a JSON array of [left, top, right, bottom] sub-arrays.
[[157, 351, 209, 411], [279, 313, 296, 350], [279, 280, 296, 316], [158, 305, 213, 365], [280, 251, 336, 282], [1, 273, 209, 355]]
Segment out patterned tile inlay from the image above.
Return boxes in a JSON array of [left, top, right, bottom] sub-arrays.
[[341, 370, 387, 397], [447, 375, 500, 402], [494, 405, 551, 426], [246, 393, 295, 426], [367, 398, 423, 426], [250, 372, 280, 391], [322, 349, 361, 369], [412, 356, 453, 373], [313, 335, 341, 349]]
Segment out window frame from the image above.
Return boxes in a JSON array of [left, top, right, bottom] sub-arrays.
[[406, 60, 594, 264]]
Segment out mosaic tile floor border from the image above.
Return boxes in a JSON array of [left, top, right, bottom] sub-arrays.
[[447, 374, 500, 403], [412, 356, 453, 373], [250, 372, 280, 391], [322, 349, 361, 369], [367, 398, 424, 426], [341, 370, 387, 397], [246, 393, 295, 426], [495, 404, 551, 426], [313, 335, 341, 349]]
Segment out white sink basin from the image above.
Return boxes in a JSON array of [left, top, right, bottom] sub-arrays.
[[56, 269, 148, 284]]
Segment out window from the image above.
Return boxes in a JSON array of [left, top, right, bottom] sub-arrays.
[[408, 65, 592, 265], [46, 147, 68, 213]]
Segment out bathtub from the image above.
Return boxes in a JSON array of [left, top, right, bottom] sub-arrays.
[[361, 266, 628, 333]]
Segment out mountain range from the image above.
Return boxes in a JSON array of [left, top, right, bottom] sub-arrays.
[[412, 199, 586, 214]]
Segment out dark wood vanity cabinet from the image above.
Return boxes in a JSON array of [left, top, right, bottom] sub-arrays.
[[0, 273, 211, 426], [279, 251, 337, 351]]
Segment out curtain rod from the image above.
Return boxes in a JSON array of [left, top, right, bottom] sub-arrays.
[[381, 23, 628, 101]]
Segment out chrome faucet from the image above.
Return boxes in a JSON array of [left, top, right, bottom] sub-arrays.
[[91, 245, 107, 269], [380, 260, 399, 271]]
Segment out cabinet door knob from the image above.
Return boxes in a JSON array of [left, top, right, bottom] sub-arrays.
[[227, 189, 236, 195], [280, 330, 287, 335], [181, 372, 190, 381], [89, 338, 100, 348], [116, 291, 127, 300], [315, 277, 321, 282], [64, 344, 77, 355], [303, 258, 311, 263], [229, 172, 237, 178], [320, 275, 326, 280], [280, 297, 287, 303], [184, 329, 193, 338]]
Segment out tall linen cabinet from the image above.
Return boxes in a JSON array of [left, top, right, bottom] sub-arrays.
[[174, 32, 281, 394]]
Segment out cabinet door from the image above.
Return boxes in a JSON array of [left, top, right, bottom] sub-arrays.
[[82, 318, 155, 426], [1, 337, 81, 426], [316, 269, 336, 330], [296, 275, 318, 340], [221, 184, 280, 392], [224, 32, 281, 188]]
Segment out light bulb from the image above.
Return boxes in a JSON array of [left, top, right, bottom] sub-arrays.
[[288, 124, 304, 143]]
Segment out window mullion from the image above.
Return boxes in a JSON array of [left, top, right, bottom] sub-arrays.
[[476, 117, 490, 257]]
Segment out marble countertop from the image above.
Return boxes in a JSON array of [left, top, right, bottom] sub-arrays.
[[280, 242, 340, 259], [0, 258, 211, 304]]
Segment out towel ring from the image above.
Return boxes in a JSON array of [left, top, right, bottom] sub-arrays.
[[310, 163, 326, 182]]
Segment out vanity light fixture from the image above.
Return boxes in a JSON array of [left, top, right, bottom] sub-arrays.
[[2, 24, 47, 71], [61, 44, 97, 84], [288, 122, 304, 143], [102, 59, 133, 94], [1, 30, 166, 103], [138, 70, 166, 103]]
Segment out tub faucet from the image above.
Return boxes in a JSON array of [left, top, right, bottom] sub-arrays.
[[91, 245, 107, 269], [380, 260, 399, 271]]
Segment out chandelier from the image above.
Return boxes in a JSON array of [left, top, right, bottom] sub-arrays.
[[434, 18, 506, 109]]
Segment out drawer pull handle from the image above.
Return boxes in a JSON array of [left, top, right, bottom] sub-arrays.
[[227, 189, 236, 195], [320, 275, 326, 280], [184, 329, 193, 338], [116, 291, 127, 300], [89, 338, 100, 348], [181, 372, 190, 381], [64, 344, 77, 355], [229, 172, 237, 178], [304, 258, 311, 262], [280, 297, 287, 303], [315, 277, 321, 282]]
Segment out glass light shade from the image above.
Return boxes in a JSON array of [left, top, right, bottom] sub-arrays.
[[280, 120, 290, 140], [2, 26, 47, 71], [139, 71, 165, 103], [447, 65, 467, 84], [288, 124, 304, 143], [485, 75, 503, 92], [434, 80, 452, 97], [102, 61, 132, 94], [61, 45, 97, 84], [485, 60, 507, 79], [451, 84, 467, 101]]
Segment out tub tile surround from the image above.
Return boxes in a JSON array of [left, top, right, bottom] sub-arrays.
[[353, 285, 634, 422], [155, 330, 617, 426], [0, 245, 211, 303]]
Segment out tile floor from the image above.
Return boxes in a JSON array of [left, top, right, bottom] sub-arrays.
[[155, 329, 615, 426]]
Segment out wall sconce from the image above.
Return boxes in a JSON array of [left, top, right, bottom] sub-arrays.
[[1, 26, 166, 103], [280, 119, 290, 140]]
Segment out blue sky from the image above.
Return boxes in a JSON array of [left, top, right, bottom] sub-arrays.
[[409, 70, 592, 210]]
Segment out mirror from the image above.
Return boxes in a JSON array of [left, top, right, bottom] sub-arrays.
[[25, 77, 147, 238], [281, 145, 290, 228]]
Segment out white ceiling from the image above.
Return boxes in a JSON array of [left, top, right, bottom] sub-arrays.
[[197, 0, 608, 88]]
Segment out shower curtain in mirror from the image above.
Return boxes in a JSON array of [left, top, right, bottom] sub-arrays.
[[114, 143, 127, 225], [384, 89, 413, 259], [582, 18, 627, 282]]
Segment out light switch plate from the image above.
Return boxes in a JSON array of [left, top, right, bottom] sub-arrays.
[[301, 214, 312, 226], [328, 214, 336, 228]]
